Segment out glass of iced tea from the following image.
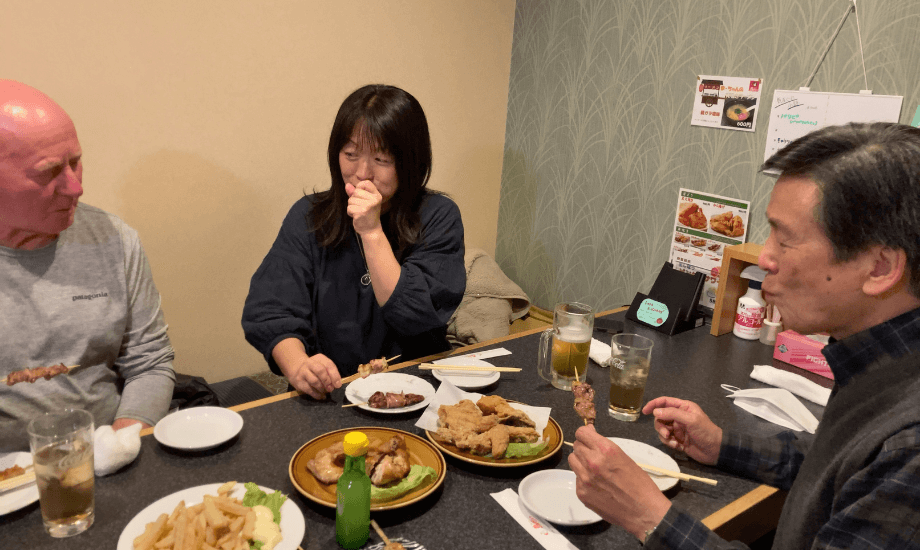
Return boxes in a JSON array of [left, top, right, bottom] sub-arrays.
[[608, 333, 654, 421], [537, 302, 594, 391], [27, 409, 95, 538]]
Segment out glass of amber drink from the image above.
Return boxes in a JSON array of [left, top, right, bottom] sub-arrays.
[[27, 409, 95, 537], [537, 302, 594, 390], [608, 333, 654, 421]]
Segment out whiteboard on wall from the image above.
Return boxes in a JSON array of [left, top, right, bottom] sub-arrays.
[[764, 90, 903, 162]]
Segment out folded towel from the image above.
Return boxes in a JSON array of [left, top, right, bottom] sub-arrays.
[[93, 423, 142, 476], [750, 364, 831, 406], [589, 338, 611, 367]]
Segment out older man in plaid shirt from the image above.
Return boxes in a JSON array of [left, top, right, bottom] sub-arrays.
[[569, 122, 920, 549]]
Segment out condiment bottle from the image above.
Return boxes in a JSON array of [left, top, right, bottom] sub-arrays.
[[733, 279, 766, 340], [336, 431, 371, 549]]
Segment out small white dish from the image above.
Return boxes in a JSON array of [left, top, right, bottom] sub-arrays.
[[518, 469, 602, 526], [154, 407, 243, 450], [0, 452, 39, 515], [430, 357, 500, 389], [345, 373, 436, 413], [117, 483, 304, 550], [608, 437, 681, 491]]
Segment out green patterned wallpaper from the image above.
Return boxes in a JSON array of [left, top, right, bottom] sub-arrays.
[[496, 0, 920, 312]]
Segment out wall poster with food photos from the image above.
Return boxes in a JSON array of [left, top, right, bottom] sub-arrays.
[[691, 75, 763, 132], [669, 189, 750, 311]]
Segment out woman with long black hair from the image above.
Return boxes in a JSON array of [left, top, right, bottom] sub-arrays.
[[243, 85, 465, 399]]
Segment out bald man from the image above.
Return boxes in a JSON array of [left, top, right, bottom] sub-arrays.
[[0, 80, 175, 451]]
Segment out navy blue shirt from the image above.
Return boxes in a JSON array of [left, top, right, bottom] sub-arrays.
[[242, 193, 465, 377]]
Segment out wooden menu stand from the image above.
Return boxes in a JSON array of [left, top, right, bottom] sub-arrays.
[[711, 243, 763, 336]]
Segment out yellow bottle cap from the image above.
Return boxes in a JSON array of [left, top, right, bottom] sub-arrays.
[[343, 431, 369, 456]]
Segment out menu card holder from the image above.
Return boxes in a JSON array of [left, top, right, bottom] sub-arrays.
[[625, 262, 706, 336]]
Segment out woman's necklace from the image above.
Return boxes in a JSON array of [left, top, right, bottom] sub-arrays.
[[355, 234, 371, 286]]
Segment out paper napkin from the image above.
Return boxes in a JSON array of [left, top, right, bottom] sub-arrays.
[[750, 364, 831, 406], [589, 338, 611, 367], [490, 489, 579, 550], [93, 423, 142, 476]]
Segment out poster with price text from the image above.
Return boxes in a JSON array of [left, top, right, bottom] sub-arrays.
[[691, 75, 763, 132], [669, 189, 751, 310]]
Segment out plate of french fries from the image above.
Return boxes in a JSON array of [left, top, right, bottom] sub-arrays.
[[117, 481, 305, 550]]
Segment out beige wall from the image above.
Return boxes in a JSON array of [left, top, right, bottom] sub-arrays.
[[2, 1, 516, 381]]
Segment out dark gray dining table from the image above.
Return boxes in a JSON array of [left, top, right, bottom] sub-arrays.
[[4, 309, 829, 549]]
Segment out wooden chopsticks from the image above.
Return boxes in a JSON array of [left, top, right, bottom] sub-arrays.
[[563, 441, 717, 485], [417, 363, 521, 373], [0, 466, 36, 493]]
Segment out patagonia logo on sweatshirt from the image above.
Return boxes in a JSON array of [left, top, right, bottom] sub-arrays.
[[72, 292, 109, 302]]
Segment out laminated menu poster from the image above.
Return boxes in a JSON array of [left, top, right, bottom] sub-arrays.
[[691, 75, 763, 132], [669, 189, 751, 310]]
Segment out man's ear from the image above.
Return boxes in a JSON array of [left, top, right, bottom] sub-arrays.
[[863, 246, 908, 297]]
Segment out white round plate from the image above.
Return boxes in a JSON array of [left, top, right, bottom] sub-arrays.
[[609, 437, 681, 491], [430, 357, 500, 389], [0, 452, 39, 515], [154, 407, 243, 450], [518, 469, 602, 526], [345, 373, 436, 413], [117, 483, 304, 550]]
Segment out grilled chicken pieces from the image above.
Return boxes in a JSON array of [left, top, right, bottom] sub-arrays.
[[5, 363, 69, 386], [306, 435, 412, 487], [434, 396, 540, 459], [358, 358, 389, 379], [572, 381, 596, 425], [367, 391, 426, 409]]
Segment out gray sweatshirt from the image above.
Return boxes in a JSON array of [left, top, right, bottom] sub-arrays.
[[0, 204, 175, 451]]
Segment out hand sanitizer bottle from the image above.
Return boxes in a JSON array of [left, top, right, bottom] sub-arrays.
[[733, 267, 767, 340]]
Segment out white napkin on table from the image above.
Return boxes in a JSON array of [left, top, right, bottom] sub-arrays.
[[722, 384, 820, 433], [491, 489, 579, 550], [750, 364, 831, 406], [93, 423, 142, 476], [589, 338, 612, 367]]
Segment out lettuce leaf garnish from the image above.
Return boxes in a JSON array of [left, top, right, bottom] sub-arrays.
[[370, 465, 437, 502], [242, 482, 287, 524], [501, 440, 549, 459]]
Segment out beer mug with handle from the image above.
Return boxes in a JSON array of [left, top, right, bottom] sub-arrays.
[[537, 302, 594, 390]]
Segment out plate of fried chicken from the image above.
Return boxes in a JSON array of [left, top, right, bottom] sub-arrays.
[[289, 427, 446, 511], [345, 373, 436, 414], [416, 384, 562, 467]]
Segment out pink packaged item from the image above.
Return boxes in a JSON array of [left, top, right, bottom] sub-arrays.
[[773, 330, 833, 380]]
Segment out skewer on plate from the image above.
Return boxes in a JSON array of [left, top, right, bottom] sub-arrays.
[[417, 363, 521, 372], [562, 442, 717, 485], [0, 465, 36, 493], [370, 519, 406, 550]]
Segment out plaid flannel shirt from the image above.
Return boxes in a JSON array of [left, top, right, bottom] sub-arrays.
[[646, 307, 920, 549]]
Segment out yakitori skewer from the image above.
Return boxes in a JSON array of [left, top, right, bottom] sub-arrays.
[[2, 364, 79, 386], [342, 354, 403, 384], [0, 465, 36, 493], [563, 442, 717, 485], [370, 519, 407, 550]]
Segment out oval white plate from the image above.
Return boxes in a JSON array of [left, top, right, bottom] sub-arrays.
[[430, 357, 500, 389], [154, 407, 243, 450], [345, 373, 436, 413], [117, 483, 304, 550], [608, 437, 681, 491], [0, 452, 39, 515], [518, 469, 602, 526]]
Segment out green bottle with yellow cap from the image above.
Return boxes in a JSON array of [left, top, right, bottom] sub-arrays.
[[336, 431, 371, 548]]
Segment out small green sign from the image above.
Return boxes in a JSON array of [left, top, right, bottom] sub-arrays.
[[637, 298, 669, 327]]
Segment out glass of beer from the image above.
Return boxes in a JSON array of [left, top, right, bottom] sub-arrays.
[[27, 409, 95, 538], [537, 302, 594, 390], [608, 333, 654, 421]]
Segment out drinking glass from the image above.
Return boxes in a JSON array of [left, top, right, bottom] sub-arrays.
[[27, 409, 95, 537], [537, 302, 594, 391], [608, 333, 654, 421]]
